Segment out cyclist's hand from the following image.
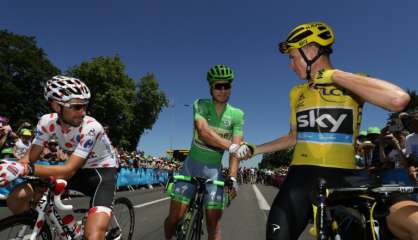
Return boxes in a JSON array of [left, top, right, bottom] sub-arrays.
[[312, 69, 336, 86], [228, 143, 240, 154], [236, 142, 257, 159], [0, 160, 27, 187]]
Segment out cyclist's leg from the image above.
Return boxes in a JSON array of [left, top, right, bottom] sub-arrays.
[[84, 206, 112, 239], [6, 179, 33, 214], [164, 200, 189, 239], [203, 163, 227, 240], [386, 198, 418, 240], [266, 167, 311, 240], [68, 168, 117, 240], [164, 157, 197, 239], [205, 209, 223, 240]]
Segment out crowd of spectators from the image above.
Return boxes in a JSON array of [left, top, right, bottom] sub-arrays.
[[354, 111, 418, 184], [117, 147, 182, 172]]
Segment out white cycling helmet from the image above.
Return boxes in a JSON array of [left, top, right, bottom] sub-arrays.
[[44, 75, 91, 103]]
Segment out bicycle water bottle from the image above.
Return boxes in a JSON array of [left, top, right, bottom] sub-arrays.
[[62, 214, 82, 239]]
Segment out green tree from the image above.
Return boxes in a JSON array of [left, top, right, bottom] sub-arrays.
[[258, 148, 294, 169], [133, 74, 169, 145], [0, 30, 60, 127], [67, 56, 168, 150]]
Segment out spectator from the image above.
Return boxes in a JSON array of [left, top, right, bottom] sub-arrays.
[[366, 126, 382, 168], [16, 121, 33, 136], [379, 125, 407, 169], [41, 138, 68, 164], [13, 128, 33, 160], [405, 112, 418, 183], [0, 116, 14, 151], [355, 130, 368, 168]]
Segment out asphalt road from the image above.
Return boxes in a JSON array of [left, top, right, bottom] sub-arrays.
[[0, 184, 314, 240]]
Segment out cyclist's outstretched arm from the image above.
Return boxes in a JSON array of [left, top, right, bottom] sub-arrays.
[[332, 70, 410, 112], [255, 124, 297, 155], [195, 119, 234, 150]]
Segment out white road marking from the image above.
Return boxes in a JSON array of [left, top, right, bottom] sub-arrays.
[[134, 197, 171, 208], [252, 185, 271, 210]]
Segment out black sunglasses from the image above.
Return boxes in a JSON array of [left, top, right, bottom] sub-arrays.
[[60, 102, 88, 111], [71, 104, 87, 111], [213, 83, 231, 90]]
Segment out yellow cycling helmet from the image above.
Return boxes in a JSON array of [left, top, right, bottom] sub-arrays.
[[279, 22, 335, 54]]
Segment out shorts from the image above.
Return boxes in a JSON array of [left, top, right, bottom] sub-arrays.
[[171, 157, 225, 210], [67, 168, 117, 209]]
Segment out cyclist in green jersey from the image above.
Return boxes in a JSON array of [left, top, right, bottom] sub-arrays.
[[239, 22, 418, 239], [164, 64, 249, 240]]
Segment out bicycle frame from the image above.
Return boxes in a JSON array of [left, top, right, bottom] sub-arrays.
[[314, 178, 418, 240], [21, 178, 83, 240], [173, 175, 226, 239]]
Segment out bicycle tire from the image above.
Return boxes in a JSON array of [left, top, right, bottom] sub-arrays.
[[0, 213, 52, 240], [106, 197, 135, 240]]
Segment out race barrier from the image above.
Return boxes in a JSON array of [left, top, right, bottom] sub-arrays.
[[117, 167, 169, 188], [0, 158, 169, 198]]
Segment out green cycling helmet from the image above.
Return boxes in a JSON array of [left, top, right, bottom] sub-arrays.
[[207, 64, 234, 85]]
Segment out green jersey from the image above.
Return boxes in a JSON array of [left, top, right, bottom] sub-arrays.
[[189, 99, 244, 165]]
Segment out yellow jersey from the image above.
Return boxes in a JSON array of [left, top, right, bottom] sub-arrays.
[[290, 83, 363, 169]]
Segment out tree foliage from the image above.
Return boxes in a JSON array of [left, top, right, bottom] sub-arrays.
[[67, 56, 168, 150], [134, 74, 169, 144], [0, 30, 60, 127], [258, 148, 294, 169]]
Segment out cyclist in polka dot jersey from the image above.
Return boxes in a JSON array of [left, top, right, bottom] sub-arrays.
[[34, 113, 117, 169], [2, 76, 118, 240]]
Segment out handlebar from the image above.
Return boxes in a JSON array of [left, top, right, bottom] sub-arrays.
[[23, 176, 74, 211], [172, 175, 225, 187], [328, 184, 418, 195], [53, 179, 73, 211]]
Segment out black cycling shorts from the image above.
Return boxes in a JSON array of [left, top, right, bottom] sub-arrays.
[[266, 165, 369, 240], [67, 168, 117, 209]]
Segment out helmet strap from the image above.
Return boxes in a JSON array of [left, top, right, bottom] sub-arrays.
[[298, 47, 325, 80]]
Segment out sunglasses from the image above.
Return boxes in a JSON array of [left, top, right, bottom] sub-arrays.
[[59, 102, 88, 111], [213, 83, 231, 90]]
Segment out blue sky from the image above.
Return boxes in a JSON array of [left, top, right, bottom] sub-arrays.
[[2, 0, 417, 167]]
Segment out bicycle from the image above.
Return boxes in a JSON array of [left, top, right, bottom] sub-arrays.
[[312, 177, 418, 240], [0, 176, 135, 240], [167, 175, 231, 240]]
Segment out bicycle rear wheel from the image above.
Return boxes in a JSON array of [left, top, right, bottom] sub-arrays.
[[0, 213, 52, 240], [106, 197, 135, 240]]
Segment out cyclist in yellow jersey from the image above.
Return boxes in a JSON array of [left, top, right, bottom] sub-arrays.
[[239, 22, 418, 239]]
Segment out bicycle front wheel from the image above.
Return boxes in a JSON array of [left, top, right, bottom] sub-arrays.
[[106, 197, 135, 240], [0, 213, 52, 240], [184, 208, 202, 240]]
